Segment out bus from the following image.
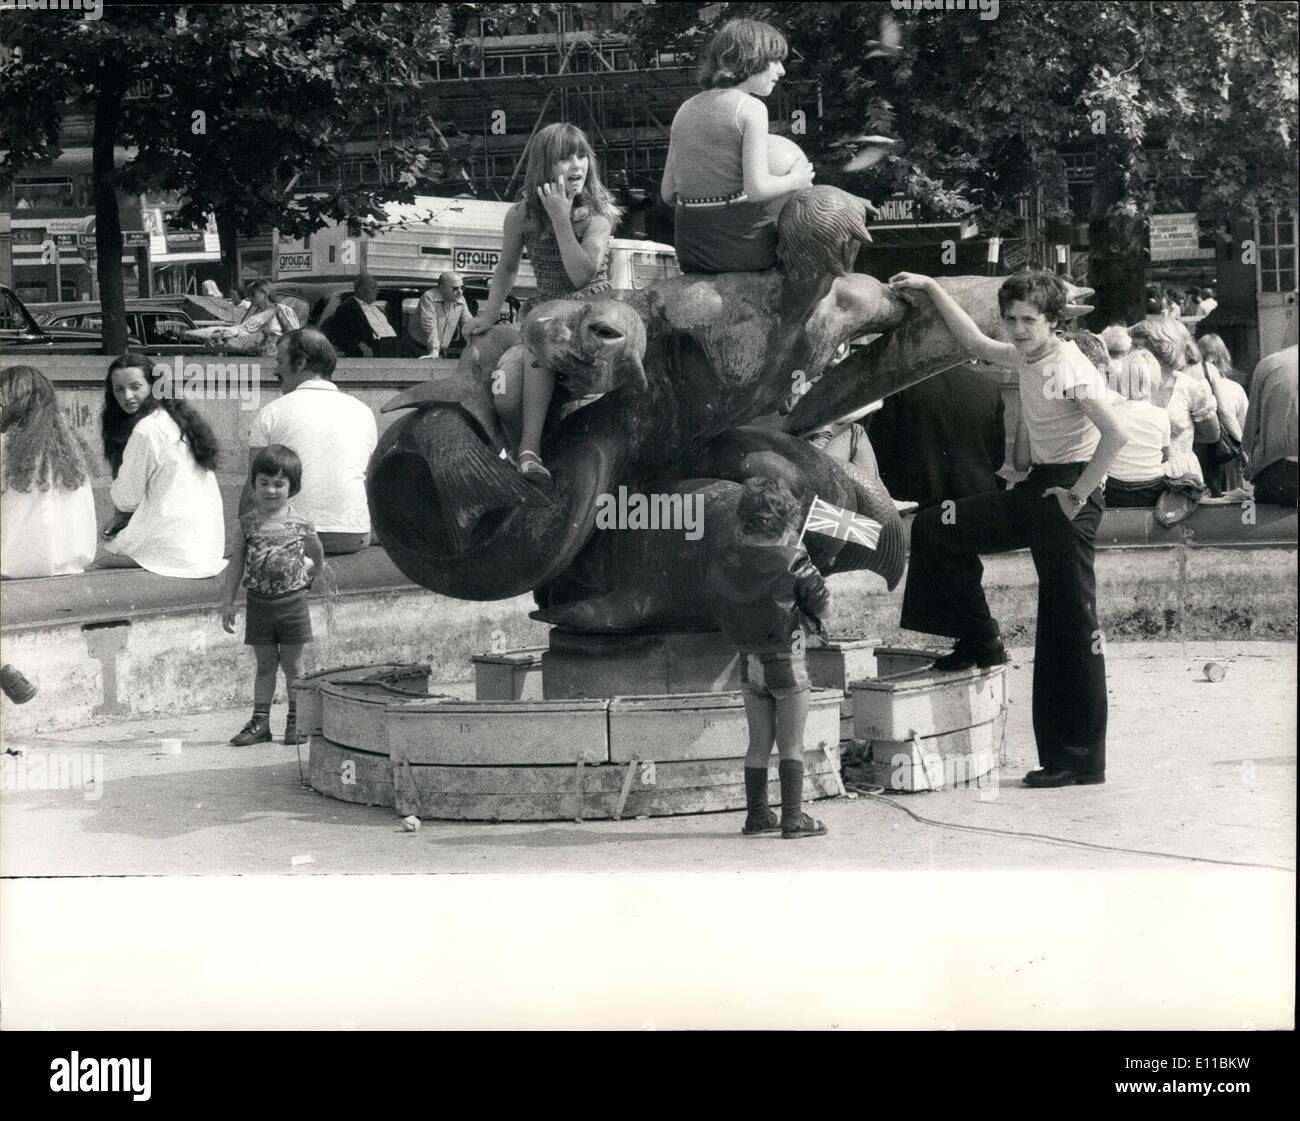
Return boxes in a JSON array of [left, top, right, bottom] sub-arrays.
[[271, 196, 679, 298]]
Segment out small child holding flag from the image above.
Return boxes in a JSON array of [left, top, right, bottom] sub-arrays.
[[706, 477, 841, 839]]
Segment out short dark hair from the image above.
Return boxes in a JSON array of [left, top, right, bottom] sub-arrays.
[[282, 327, 337, 379], [736, 476, 801, 538], [997, 271, 1068, 326], [250, 443, 303, 496], [698, 18, 788, 89]]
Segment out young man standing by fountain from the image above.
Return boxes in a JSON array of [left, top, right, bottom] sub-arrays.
[[887, 271, 1130, 788]]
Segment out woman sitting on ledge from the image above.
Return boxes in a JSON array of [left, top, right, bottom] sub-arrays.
[[0, 365, 98, 579], [98, 353, 227, 579]]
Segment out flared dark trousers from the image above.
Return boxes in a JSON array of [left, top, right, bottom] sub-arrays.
[[900, 463, 1108, 775]]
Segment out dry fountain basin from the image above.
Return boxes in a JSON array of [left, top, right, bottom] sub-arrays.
[[293, 636, 1005, 820]]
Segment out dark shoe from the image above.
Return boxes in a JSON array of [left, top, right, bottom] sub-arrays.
[[932, 635, 1007, 672], [742, 809, 782, 836], [230, 716, 271, 746], [782, 812, 828, 839], [283, 717, 301, 746], [1023, 768, 1105, 787]]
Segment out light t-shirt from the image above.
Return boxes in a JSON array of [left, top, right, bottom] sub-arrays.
[[1017, 339, 1109, 464], [248, 380, 378, 534], [1108, 400, 1170, 482]]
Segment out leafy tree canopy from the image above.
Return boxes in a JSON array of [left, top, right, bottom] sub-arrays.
[[624, 0, 1299, 226]]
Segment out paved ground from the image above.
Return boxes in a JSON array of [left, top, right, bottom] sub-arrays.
[[1, 640, 1293, 877]]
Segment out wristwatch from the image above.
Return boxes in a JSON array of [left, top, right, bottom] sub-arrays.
[[1066, 488, 1086, 509]]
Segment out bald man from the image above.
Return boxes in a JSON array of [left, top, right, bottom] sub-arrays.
[[415, 271, 472, 359]]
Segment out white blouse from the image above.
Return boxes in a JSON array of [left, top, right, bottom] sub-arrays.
[[0, 436, 98, 578], [105, 410, 227, 579]]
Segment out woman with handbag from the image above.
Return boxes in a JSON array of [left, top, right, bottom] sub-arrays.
[[1198, 334, 1250, 492]]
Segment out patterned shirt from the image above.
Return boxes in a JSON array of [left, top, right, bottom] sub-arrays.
[[522, 206, 611, 312], [240, 506, 315, 597]]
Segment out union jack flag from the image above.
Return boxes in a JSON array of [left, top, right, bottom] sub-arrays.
[[801, 496, 881, 549]]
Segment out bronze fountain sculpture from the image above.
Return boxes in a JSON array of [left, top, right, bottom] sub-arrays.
[[367, 186, 1093, 635]]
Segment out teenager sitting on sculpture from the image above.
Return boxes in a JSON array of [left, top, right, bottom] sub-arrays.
[[98, 354, 227, 578], [660, 17, 815, 274], [462, 122, 622, 489], [0, 365, 98, 579], [706, 476, 832, 839]]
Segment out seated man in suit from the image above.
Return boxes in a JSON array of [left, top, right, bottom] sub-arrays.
[[328, 274, 421, 358]]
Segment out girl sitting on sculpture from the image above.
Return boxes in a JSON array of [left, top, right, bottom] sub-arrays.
[[464, 122, 622, 489], [661, 17, 816, 274]]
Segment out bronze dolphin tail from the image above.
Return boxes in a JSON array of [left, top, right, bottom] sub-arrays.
[[369, 394, 632, 601]]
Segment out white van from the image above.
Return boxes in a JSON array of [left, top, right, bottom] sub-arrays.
[[272, 196, 678, 298]]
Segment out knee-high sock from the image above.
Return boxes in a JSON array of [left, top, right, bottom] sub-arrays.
[[744, 766, 770, 813], [778, 759, 804, 824]]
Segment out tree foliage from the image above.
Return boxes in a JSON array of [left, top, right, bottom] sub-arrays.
[[0, 3, 463, 349], [624, 0, 1299, 226]]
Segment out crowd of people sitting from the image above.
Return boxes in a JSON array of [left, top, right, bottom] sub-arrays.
[[1050, 315, 1291, 511]]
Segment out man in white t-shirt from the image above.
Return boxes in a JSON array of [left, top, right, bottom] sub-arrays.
[[1197, 287, 1218, 317], [888, 270, 1131, 789], [242, 328, 378, 555]]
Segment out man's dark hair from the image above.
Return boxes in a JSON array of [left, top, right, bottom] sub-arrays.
[[997, 271, 1068, 326], [736, 476, 801, 538], [251, 443, 303, 496], [282, 327, 337, 379]]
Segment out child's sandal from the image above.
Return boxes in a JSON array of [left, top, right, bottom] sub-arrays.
[[741, 810, 782, 836], [517, 450, 553, 489], [781, 812, 828, 839]]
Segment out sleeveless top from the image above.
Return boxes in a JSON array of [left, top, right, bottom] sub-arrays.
[[669, 88, 749, 200], [522, 204, 612, 311], [240, 506, 315, 597]]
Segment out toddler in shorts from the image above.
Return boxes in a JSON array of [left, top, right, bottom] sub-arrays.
[[221, 444, 324, 746]]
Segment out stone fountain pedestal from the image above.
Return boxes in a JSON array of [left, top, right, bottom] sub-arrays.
[[294, 632, 1007, 820]]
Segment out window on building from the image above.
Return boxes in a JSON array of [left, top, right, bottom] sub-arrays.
[[11, 177, 76, 209], [1258, 210, 1297, 294]]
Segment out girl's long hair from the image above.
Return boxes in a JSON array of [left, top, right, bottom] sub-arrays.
[[101, 353, 221, 477], [519, 122, 621, 237], [0, 365, 94, 494]]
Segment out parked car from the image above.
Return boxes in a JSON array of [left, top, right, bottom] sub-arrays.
[[0, 285, 115, 353], [274, 279, 492, 357], [33, 302, 210, 353], [142, 293, 239, 327]]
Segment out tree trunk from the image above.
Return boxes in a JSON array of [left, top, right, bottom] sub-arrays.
[[216, 201, 240, 296], [92, 58, 129, 355], [1086, 137, 1145, 331]]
